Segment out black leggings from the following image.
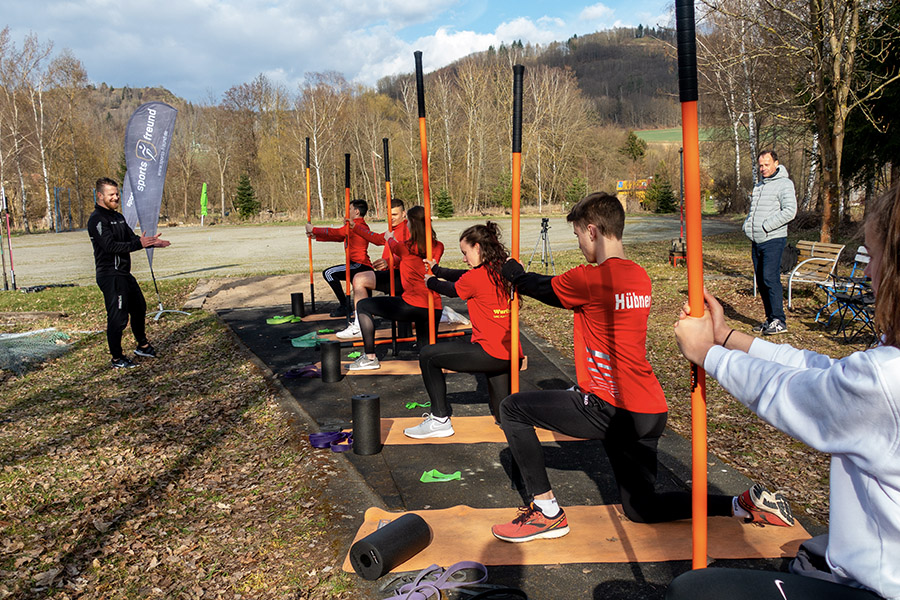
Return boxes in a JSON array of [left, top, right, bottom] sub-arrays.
[[666, 568, 882, 600], [356, 296, 441, 355], [419, 341, 511, 419], [97, 274, 148, 359], [500, 389, 734, 523]]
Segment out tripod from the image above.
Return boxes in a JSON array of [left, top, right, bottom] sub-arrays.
[[526, 218, 556, 274]]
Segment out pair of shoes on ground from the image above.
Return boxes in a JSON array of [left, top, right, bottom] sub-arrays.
[[348, 354, 380, 371], [112, 344, 157, 368], [336, 320, 361, 339], [489, 482, 794, 543], [403, 413, 455, 439], [753, 319, 787, 335]]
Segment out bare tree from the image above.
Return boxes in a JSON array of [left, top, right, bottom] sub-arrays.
[[52, 50, 89, 227], [21, 34, 57, 230], [297, 72, 348, 217]]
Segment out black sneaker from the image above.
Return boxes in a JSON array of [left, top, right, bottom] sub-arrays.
[[751, 321, 768, 333], [329, 305, 348, 318], [763, 319, 787, 335], [111, 357, 137, 369], [134, 343, 157, 358]]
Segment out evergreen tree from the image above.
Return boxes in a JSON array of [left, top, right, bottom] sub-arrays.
[[434, 187, 455, 218], [565, 176, 588, 208], [645, 177, 678, 213], [234, 174, 259, 219], [491, 172, 512, 209]]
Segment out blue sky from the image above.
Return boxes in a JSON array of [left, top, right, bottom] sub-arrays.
[[3, 0, 672, 103]]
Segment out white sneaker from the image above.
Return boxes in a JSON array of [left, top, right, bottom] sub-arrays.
[[336, 320, 361, 339], [348, 354, 380, 371], [403, 413, 455, 439]]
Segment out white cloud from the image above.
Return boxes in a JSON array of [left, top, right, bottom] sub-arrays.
[[579, 2, 614, 21], [4, 0, 670, 101]]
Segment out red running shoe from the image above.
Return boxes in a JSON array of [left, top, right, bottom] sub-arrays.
[[737, 483, 795, 526], [491, 503, 570, 542]]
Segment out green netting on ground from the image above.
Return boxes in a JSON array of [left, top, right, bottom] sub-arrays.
[[0, 328, 73, 375]]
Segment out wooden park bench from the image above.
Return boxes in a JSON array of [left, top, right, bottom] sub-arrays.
[[787, 240, 845, 309]]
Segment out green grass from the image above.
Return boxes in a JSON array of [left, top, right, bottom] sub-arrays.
[[634, 127, 716, 143], [0, 283, 359, 599]]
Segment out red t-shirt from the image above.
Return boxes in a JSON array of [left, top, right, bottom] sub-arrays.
[[390, 237, 444, 310], [550, 258, 667, 413], [354, 220, 410, 269], [312, 218, 373, 267], [455, 265, 523, 360]]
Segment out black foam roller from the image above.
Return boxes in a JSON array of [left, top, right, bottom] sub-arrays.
[[321, 340, 342, 383], [349, 513, 432, 580], [352, 394, 381, 455], [291, 292, 305, 318]]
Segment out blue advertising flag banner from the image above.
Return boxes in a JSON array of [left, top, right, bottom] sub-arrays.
[[123, 101, 177, 267]]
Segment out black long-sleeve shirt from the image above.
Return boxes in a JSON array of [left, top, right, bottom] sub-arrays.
[[87, 204, 143, 277], [501, 259, 564, 308], [425, 264, 469, 297]]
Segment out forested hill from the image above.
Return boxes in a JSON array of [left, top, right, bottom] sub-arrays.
[[378, 26, 680, 130], [538, 28, 679, 128], [91, 26, 678, 132], [83, 83, 180, 130]]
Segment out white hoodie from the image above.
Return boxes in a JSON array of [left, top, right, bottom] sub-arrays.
[[705, 339, 900, 599]]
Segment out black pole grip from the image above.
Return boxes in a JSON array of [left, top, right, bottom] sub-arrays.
[[383, 138, 391, 182], [676, 0, 698, 103], [414, 51, 426, 118], [345, 153, 351, 189], [349, 513, 432, 580], [512, 64, 525, 153], [306, 137, 310, 168]]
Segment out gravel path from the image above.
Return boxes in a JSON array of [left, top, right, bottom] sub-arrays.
[[3, 215, 738, 288]]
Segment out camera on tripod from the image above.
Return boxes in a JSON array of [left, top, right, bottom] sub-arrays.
[[528, 218, 555, 274]]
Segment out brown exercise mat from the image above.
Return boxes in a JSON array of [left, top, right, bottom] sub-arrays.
[[315, 358, 527, 377], [381, 415, 583, 445], [342, 505, 810, 573], [317, 321, 471, 342], [301, 312, 344, 323]]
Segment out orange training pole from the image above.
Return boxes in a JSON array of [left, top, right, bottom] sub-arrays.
[[306, 137, 315, 311], [676, 0, 708, 569], [344, 153, 352, 322], [510, 65, 525, 393], [414, 50, 436, 344], [383, 138, 396, 295], [383, 137, 399, 356], [350, 330, 466, 347]]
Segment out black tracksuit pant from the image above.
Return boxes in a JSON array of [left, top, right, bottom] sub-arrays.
[[500, 388, 734, 523], [418, 341, 511, 420], [97, 273, 148, 359]]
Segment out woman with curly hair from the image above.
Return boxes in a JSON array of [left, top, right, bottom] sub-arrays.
[[403, 221, 523, 439]]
